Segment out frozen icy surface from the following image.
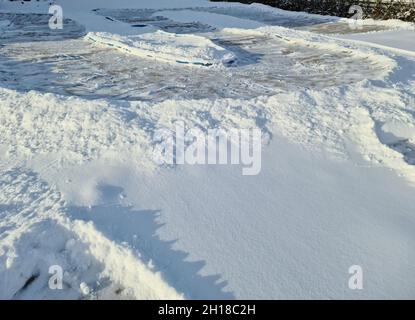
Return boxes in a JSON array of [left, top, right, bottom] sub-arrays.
[[0, 14, 389, 102], [0, 13, 86, 43], [0, 36, 387, 102]]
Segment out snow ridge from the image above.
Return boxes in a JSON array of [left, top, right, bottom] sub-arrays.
[[86, 31, 236, 67]]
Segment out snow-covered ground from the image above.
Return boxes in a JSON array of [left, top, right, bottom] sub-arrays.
[[0, 0, 415, 299]]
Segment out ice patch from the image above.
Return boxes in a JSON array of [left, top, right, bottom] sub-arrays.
[[0, 29, 393, 102]]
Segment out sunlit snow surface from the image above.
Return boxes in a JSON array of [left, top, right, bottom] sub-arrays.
[[1, 3, 415, 300]]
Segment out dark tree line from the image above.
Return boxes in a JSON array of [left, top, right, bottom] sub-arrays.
[[212, 0, 415, 22]]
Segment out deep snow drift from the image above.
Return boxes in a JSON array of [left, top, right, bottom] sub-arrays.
[[0, 0, 415, 299]]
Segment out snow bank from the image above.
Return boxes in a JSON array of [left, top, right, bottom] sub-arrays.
[[0, 167, 183, 299], [85, 31, 236, 67], [0, 87, 264, 173]]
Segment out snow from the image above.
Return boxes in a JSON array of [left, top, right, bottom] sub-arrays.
[[338, 30, 415, 54], [0, 0, 415, 299], [0, 167, 183, 299]]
